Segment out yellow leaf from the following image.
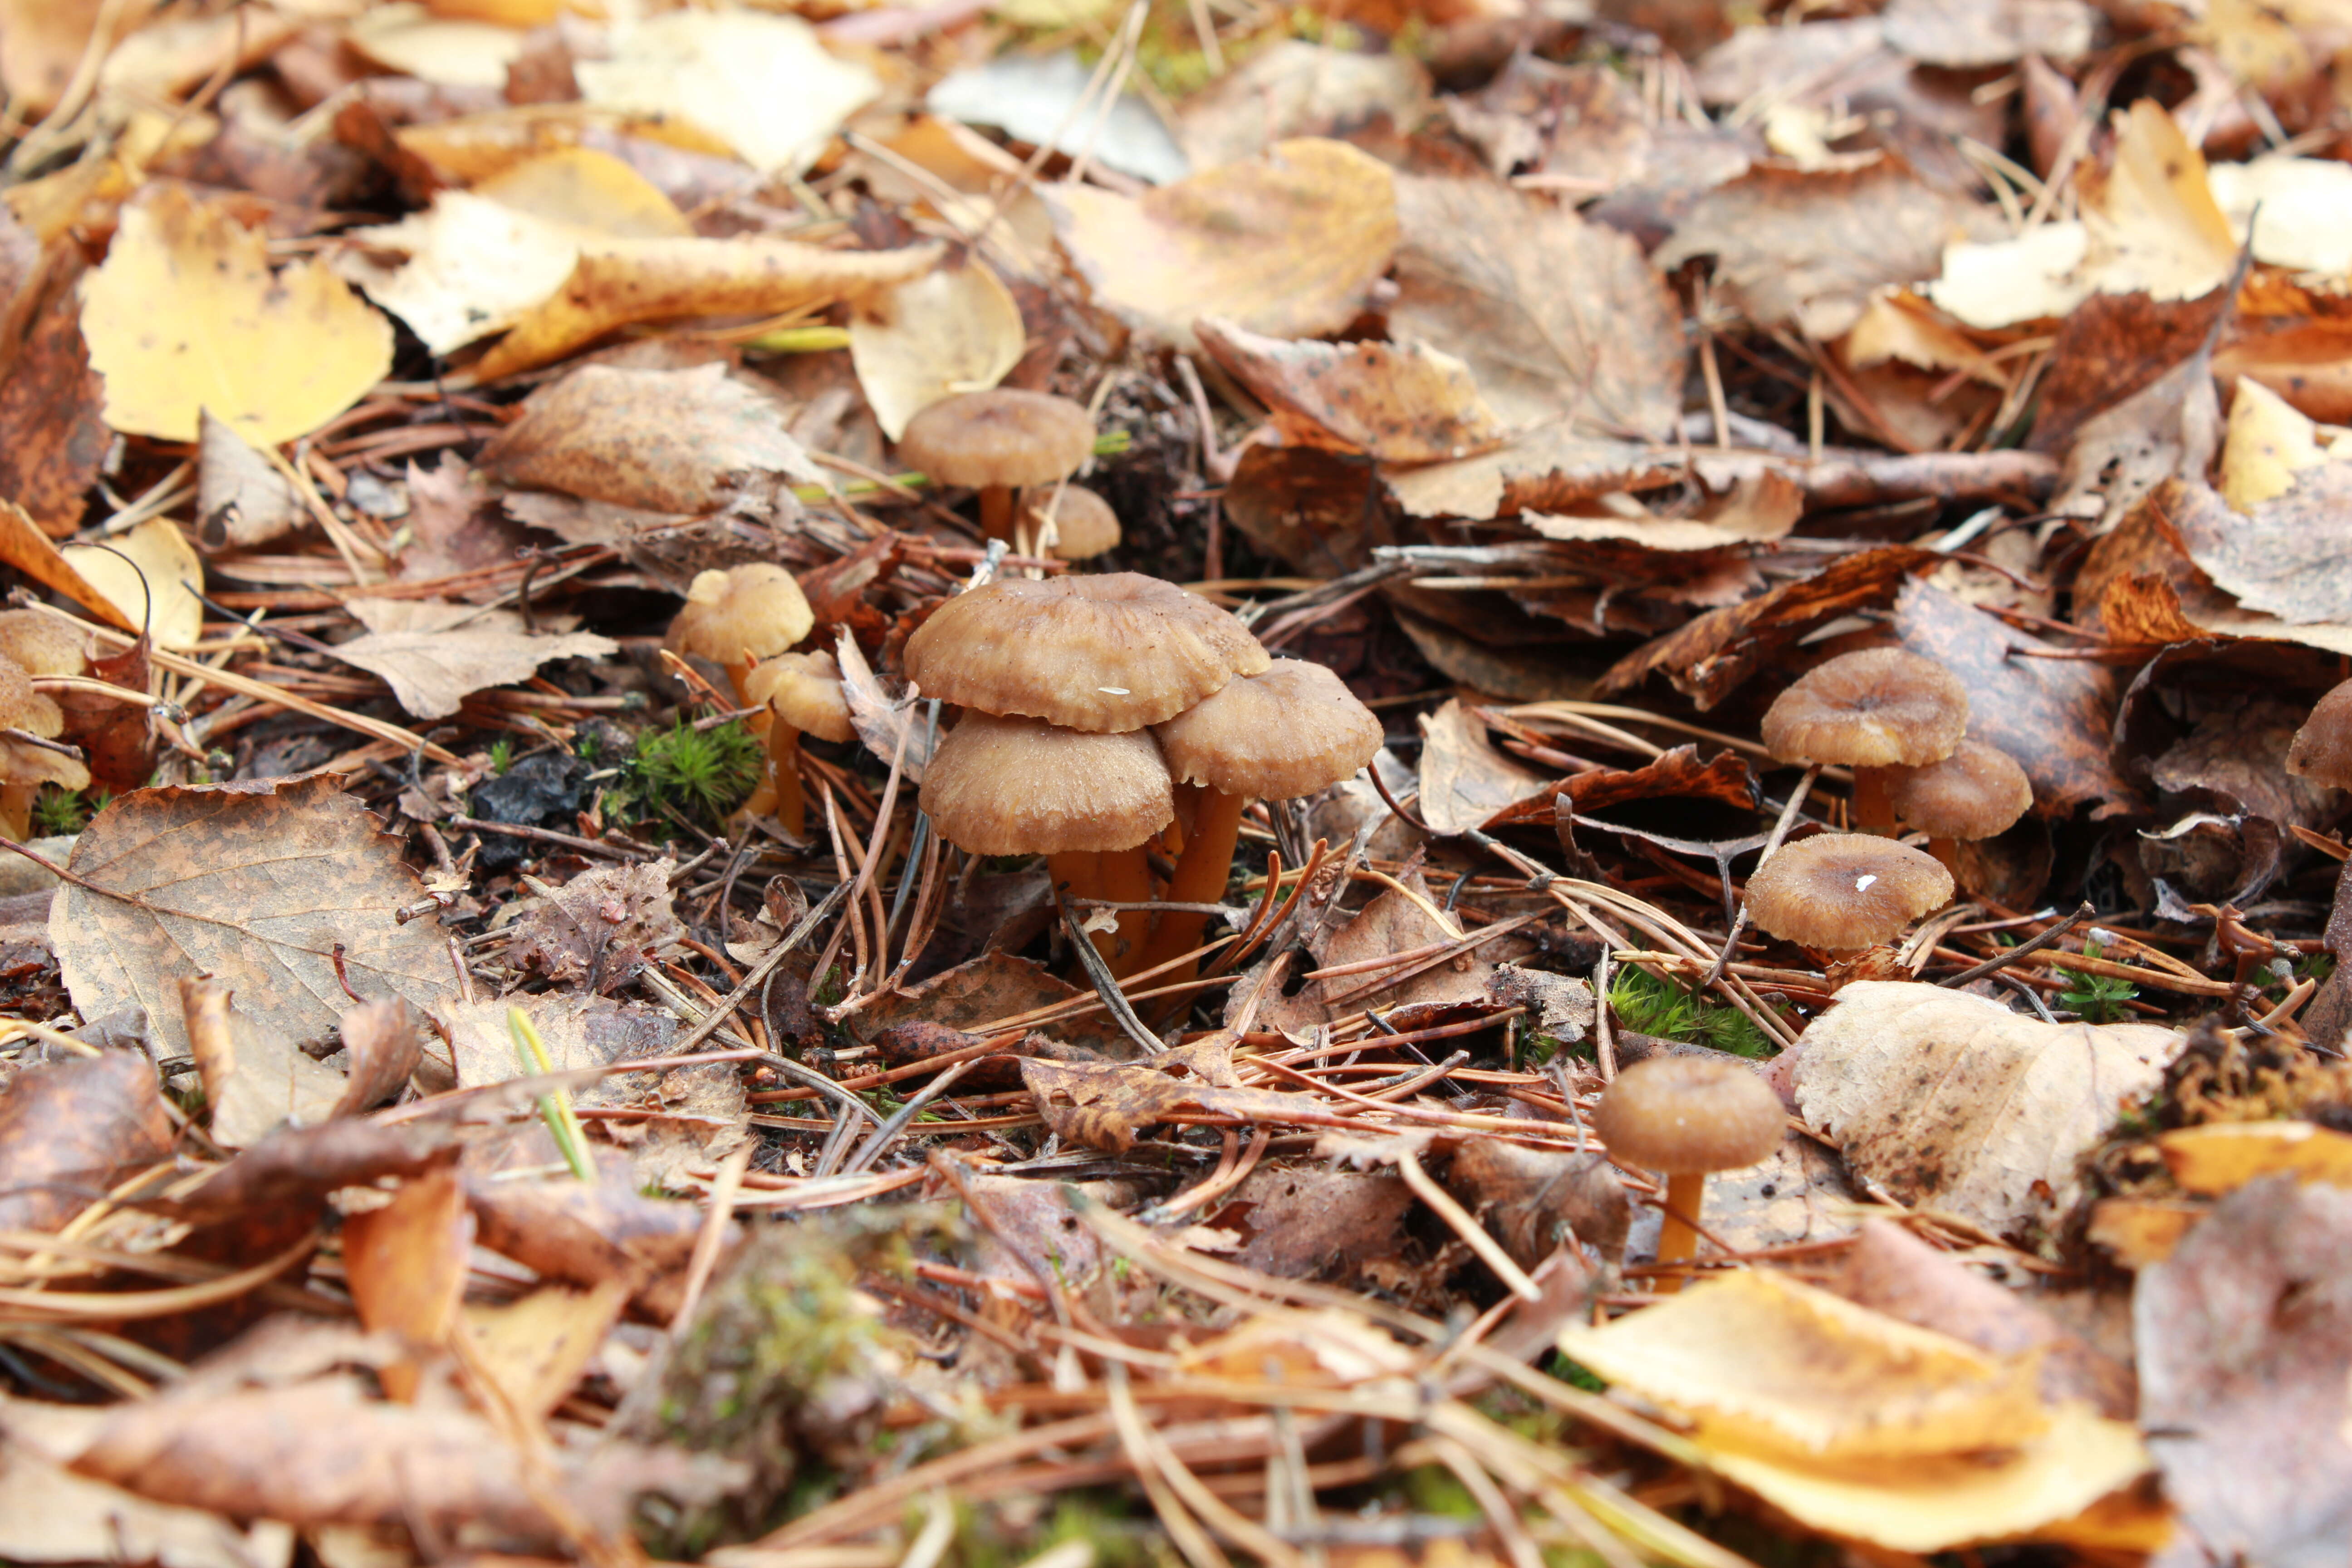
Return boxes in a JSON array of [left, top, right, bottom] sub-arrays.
[[460, 1279, 630, 1417], [575, 10, 879, 176], [2087, 1196, 2205, 1268], [62, 517, 205, 651], [849, 258, 1024, 440], [2078, 99, 2238, 303], [81, 186, 391, 446], [2158, 1119, 2352, 1194], [1044, 138, 1398, 351], [347, 1, 526, 89], [474, 147, 690, 239], [395, 104, 737, 184], [2221, 374, 2325, 512]]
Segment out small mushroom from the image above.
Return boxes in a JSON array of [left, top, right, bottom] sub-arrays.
[[1592, 1054, 1784, 1290], [1018, 484, 1121, 561], [0, 612, 89, 678], [2288, 679, 2352, 789], [1146, 659, 1382, 979], [1886, 738, 2033, 875], [898, 389, 1096, 543], [1761, 648, 1968, 831], [743, 651, 854, 840], [0, 655, 85, 841], [666, 564, 815, 700], [919, 710, 1175, 964], [1744, 833, 1955, 951]]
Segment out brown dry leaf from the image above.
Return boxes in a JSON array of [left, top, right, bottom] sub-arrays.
[[341, 1167, 474, 1400], [2137, 1177, 2352, 1568], [0, 0, 117, 115], [463, 1152, 709, 1315], [473, 234, 941, 381], [506, 859, 686, 992], [1557, 1269, 2151, 1552], [1416, 698, 1551, 835], [1525, 471, 1802, 554], [60, 516, 205, 651], [848, 257, 1024, 441], [0, 255, 105, 537], [181, 975, 346, 1151], [2161, 460, 2352, 626], [852, 947, 1128, 1057], [328, 597, 617, 720], [1309, 860, 1500, 1021], [1018, 1055, 1308, 1152], [481, 362, 822, 514], [81, 186, 390, 446], [58, 635, 155, 796], [397, 452, 528, 584], [461, 1279, 632, 1418], [51, 777, 456, 1060], [1388, 175, 1683, 439], [1176, 40, 1429, 169], [0, 1431, 292, 1568], [1654, 155, 1998, 340], [1043, 137, 1398, 352], [1445, 1140, 1629, 1269], [0, 1049, 172, 1232], [333, 998, 426, 1118], [1382, 425, 1679, 522], [1880, 0, 2093, 66], [1599, 546, 1937, 709], [161, 1121, 464, 1228], [1894, 578, 2129, 817], [1792, 981, 2185, 1239], [1483, 744, 1761, 828], [196, 411, 306, 551], [1225, 1164, 1413, 1279], [1196, 316, 1503, 463]]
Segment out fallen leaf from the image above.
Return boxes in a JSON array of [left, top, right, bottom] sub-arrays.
[[1196, 316, 1503, 463], [1382, 425, 1678, 522], [2210, 153, 2352, 274], [1482, 744, 1761, 828], [928, 50, 1185, 186], [1416, 698, 1551, 834], [848, 257, 1024, 441], [851, 947, 1129, 1057], [181, 975, 346, 1151], [1389, 174, 1683, 439], [2137, 1176, 2352, 1568], [1792, 980, 2185, 1239], [328, 597, 617, 720], [51, 776, 456, 1059], [463, 1152, 709, 1314], [0, 1432, 293, 1568], [2219, 374, 2326, 510], [1655, 155, 1998, 341], [59, 516, 205, 651], [1893, 578, 2129, 818], [1445, 1139, 1628, 1268], [1176, 41, 1428, 170], [161, 1121, 464, 1228], [2158, 1120, 2352, 1195], [80, 185, 391, 445], [196, 411, 306, 551], [1226, 1164, 1414, 1280], [0, 1048, 172, 1232], [396, 452, 524, 583], [2161, 459, 2352, 626], [333, 997, 426, 1117], [472, 234, 942, 382], [347, 3, 525, 88], [1043, 138, 1398, 352], [506, 858, 686, 992], [1880, 0, 2093, 66], [0, 255, 105, 537], [341, 1166, 473, 1399], [338, 194, 601, 359], [461, 1280, 632, 1418]]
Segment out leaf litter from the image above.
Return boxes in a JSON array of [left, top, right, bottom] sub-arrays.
[[8, 4, 2352, 1567]]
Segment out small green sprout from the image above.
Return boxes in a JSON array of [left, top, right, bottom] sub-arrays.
[[2052, 935, 2139, 1024]]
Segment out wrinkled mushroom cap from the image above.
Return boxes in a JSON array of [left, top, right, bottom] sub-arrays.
[[1886, 740, 2034, 839], [0, 612, 87, 678], [1155, 659, 1382, 800], [904, 573, 1270, 733], [745, 651, 854, 744], [1745, 833, 1955, 949], [1592, 1054, 1784, 1175], [2289, 680, 2352, 789], [666, 564, 814, 666], [899, 390, 1096, 490], [0, 655, 64, 739], [1761, 648, 1970, 768], [921, 710, 1174, 855], [1022, 485, 1121, 560]]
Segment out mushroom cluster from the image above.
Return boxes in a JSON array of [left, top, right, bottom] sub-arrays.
[[664, 563, 827, 834], [899, 389, 1122, 560], [905, 573, 1381, 977]]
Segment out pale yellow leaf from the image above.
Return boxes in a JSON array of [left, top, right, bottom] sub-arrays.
[[2209, 153, 2352, 274], [576, 10, 878, 176], [2221, 376, 2324, 512], [2157, 1120, 2352, 1195], [849, 259, 1024, 440], [474, 147, 690, 239], [82, 187, 391, 446], [347, 1, 527, 89], [61, 517, 205, 650]]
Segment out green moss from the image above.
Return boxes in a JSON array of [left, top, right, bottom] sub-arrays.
[[622, 718, 764, 823], [1608, 966, 1777, 1057], [1544, 1351, 1607, 1393], [31, 785, 105, 837]]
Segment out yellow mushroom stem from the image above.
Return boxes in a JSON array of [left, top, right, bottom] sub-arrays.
[[1654, 1171, 1709, 1293], [1048, 847, 1153, 974], [1850, 766, 1896, 833], [0, 782, 34, 842], [766, 722, 808, 839], [978, 485, 1016, 542], [1139, 784, 1248, 985]]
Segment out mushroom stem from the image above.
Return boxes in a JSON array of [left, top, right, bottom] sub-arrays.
[[769, 723, 807, 840], [1852, 767, 1896, 833], [1140, 785, 1246, 985], [979, 485, 1016, 542], [1049, 850, 1152, 973], [1655, 1171, 1708, 1291], [0, 783, 31, 841]]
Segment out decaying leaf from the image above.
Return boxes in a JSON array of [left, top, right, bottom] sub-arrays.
[[181, 975, 345, 1152], [80, 185, 391, 445], [51, 777, 456, 1058], [0, 253, 106, 537], [0, 1048, 172, 1232], [196, 411, 307, 551], [1044, 138, 1398, 351], [1446, 1139, 1629, 1267], [1792, 981, 2185, 1239], [1416, 698, 1550, 835], [848, 258, 1024, 441], [507, 859, 686, 991], [0, 1433, 292, 1568], [1194, 316, 1504, 464], [2161, 460, 2352, 627], [328, 597, 617, 720], [341, 1166, 473, 1399]]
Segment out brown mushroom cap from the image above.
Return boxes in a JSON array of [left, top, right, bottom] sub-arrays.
[[0, 655, 64, 739], [920, 710, 1174, 855], [1154, 659, 1382, 800], [1886, 740, 2033, 839], [1761, 648, 1970, 768], [1022, 485, 1122, 560], [1744, 833, 1955, 949], [1592, 1054, 1784, 1175], [745, 651, 854, 743], [2289, 679, 2352, 789], [903, 573, 1270, 733], [666, 564, 814, 666], [0, 613, 86, 678], [899, 389, 1096, 490]]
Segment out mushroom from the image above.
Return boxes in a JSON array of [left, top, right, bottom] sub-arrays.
[[1760, 648, 1968, 832], [919, 710, 1175, 963], [903, 571, 1268, 972], [1886, 738, 2033, 873], [2288, 679, 2352, 788], [0, 612, 88, 678], [743, 651, 855, 840], [0, 654, 86, 841], [1592, 1054, 1784, 1290], [1743, 833, 1955, 951], [1145, 659, 1382, 978], [1018, 484, 1121, 561], [897, 389, 1096, 543], [666, 565, 815, 818]]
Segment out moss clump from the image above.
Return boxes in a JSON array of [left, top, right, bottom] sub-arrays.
[[1607, 967, 1776, 1058], [619, 717, 764, 824]]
